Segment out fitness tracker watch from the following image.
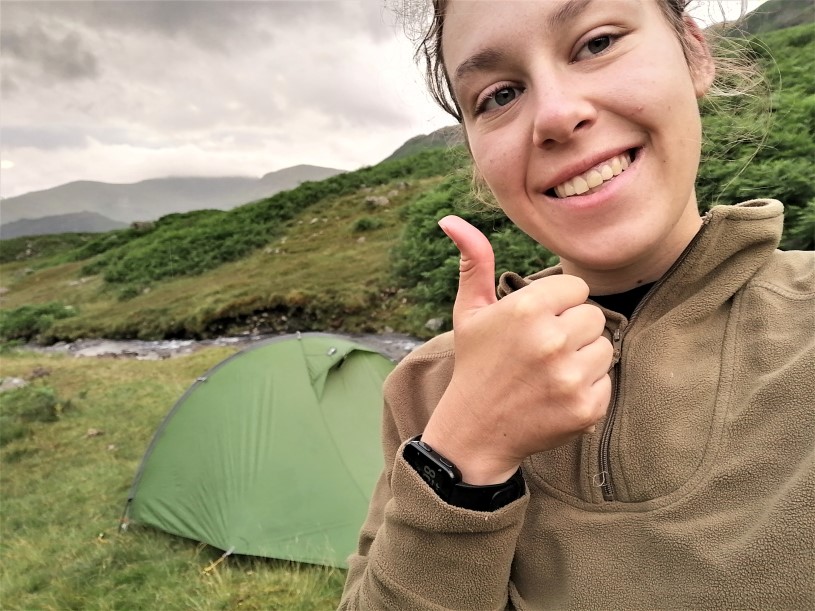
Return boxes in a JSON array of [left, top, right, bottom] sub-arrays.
[[403, 435, 525, 512]]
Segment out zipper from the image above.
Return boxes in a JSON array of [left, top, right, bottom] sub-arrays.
[[598, 327, 622, 501], [595, 214, 712, 502]]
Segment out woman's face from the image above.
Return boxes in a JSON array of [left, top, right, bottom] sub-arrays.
[[442, 0, 714, 288]]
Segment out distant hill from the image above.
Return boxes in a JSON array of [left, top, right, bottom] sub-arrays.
[[383, 125, 463, 162], [0, 211, 127, 240], [0, 165, 345, 226], [726, 0, 814, 35]]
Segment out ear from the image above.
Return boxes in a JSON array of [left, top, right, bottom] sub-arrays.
[[682, 15, 715, 99]]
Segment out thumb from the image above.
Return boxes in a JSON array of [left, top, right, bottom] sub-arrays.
[[438, 215, 498, 326]]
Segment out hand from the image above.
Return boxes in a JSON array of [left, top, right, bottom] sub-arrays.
[[421, 216, 613, 485]]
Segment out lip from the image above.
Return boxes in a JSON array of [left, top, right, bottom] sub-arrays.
[[539, 146, 643, 210], [541, 146, 640, 194]]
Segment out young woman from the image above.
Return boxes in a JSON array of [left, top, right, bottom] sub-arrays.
[[341, 1, 814, 608]]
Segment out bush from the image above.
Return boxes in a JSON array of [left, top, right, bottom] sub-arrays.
[[0, 302, 77, 342], [352, 217, 384, 232]]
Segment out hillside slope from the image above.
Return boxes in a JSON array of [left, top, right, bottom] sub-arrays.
[[0, 148, 461, 342], [738, 0, 815, 35]]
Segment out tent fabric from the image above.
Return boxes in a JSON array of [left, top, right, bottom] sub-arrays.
[[124, 333, 395, 568]]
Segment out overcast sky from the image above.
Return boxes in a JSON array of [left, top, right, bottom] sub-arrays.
[[1, 0, 766, 199]]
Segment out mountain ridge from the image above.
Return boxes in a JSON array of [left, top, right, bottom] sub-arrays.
[[0, 165, 345, 233]]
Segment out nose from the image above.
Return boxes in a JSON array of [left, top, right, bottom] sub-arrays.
[[531, 79, 597, 148]]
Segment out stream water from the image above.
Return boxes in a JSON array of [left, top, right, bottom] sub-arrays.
[[21, 332, 424, 363]]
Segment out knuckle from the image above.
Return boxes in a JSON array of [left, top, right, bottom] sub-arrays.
[[537, 328, 568, 356], [590, 304, 607, 327], [509, 293, 538, 319], [554, 367, 584, 394]]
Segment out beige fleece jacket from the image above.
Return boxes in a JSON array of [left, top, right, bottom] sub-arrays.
[[340, 200, 815, 610]]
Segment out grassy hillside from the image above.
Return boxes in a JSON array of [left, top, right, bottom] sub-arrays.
[[0, 148, 463, 343]]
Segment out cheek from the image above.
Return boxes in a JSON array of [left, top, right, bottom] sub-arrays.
[[474, 144, 517, 195]]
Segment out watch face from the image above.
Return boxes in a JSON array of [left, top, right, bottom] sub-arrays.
[[403, 440, 459, 500]]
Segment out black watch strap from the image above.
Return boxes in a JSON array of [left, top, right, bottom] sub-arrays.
[[403, 435, 525, 512]]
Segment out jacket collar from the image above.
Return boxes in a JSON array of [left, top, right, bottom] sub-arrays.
[[497, 200, 784, 322]]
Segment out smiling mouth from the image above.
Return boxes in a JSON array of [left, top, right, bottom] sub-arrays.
[[548, 149, 638, 198]]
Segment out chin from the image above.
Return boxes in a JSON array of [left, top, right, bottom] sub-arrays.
[[561, 236, 659, 273]]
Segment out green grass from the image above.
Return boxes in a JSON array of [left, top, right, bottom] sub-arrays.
[[0, 348, 347, 610]]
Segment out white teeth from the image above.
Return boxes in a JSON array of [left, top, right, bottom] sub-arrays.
[[552, 151, 633, 198], [586, 170, 603, 189], [573, 176, 589, 195]]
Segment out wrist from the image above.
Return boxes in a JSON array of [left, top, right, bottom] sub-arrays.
[[421, 429, 519, 486], [403, 435, 525, 511]]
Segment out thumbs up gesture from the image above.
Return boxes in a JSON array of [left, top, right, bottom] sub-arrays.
[[420, 216, 613, 485]]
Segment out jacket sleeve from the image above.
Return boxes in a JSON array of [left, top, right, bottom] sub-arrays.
[[339, 343, 529, 610]]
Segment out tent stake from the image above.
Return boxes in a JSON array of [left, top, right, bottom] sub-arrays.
[[202, 547, 235, 574]]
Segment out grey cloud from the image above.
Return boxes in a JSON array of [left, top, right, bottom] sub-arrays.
[[1, 24, 98, 82], [1, 1, 391, 52]]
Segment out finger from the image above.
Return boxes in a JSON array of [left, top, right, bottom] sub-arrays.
[[438, 215, 498, 326], [556, 303, 607, 349], [522, 274, 591, 316], [581, 374, 611, 434], [576, 336, 615, 382]]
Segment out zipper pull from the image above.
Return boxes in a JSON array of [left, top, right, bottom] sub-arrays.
[[611, 327, 622, 366]]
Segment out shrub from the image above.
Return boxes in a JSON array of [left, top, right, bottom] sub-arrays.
[[352, 217, 384, 232], [0, 302, 77, 342]]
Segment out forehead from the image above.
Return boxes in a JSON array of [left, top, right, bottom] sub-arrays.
[[442, 0, 649, 66]]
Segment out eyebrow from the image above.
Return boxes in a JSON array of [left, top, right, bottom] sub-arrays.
[[548, 0, 595, 31], [452, 0, 597, 85]]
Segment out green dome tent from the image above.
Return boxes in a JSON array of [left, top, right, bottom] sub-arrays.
[[121, 333, 395, 568]]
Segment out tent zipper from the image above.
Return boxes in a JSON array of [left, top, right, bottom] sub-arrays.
[[596, 214, 711, 502]]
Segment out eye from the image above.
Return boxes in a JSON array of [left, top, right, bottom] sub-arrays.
[[573, 34, 616, 61], [475, 85, 524, 115]]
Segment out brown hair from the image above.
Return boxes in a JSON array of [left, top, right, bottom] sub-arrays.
[[409, 0, 766, 123]]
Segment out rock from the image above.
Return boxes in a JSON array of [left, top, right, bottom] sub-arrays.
[[0, 377, 28, 393], [356, 236, 366, 244], [364, 195, 390, 207], [424, 318, 444, 331], [0, 287, 9, 296], [387, 190, 399, 198], [310, 217, 319, 224], [86, 428, 104, 438]]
